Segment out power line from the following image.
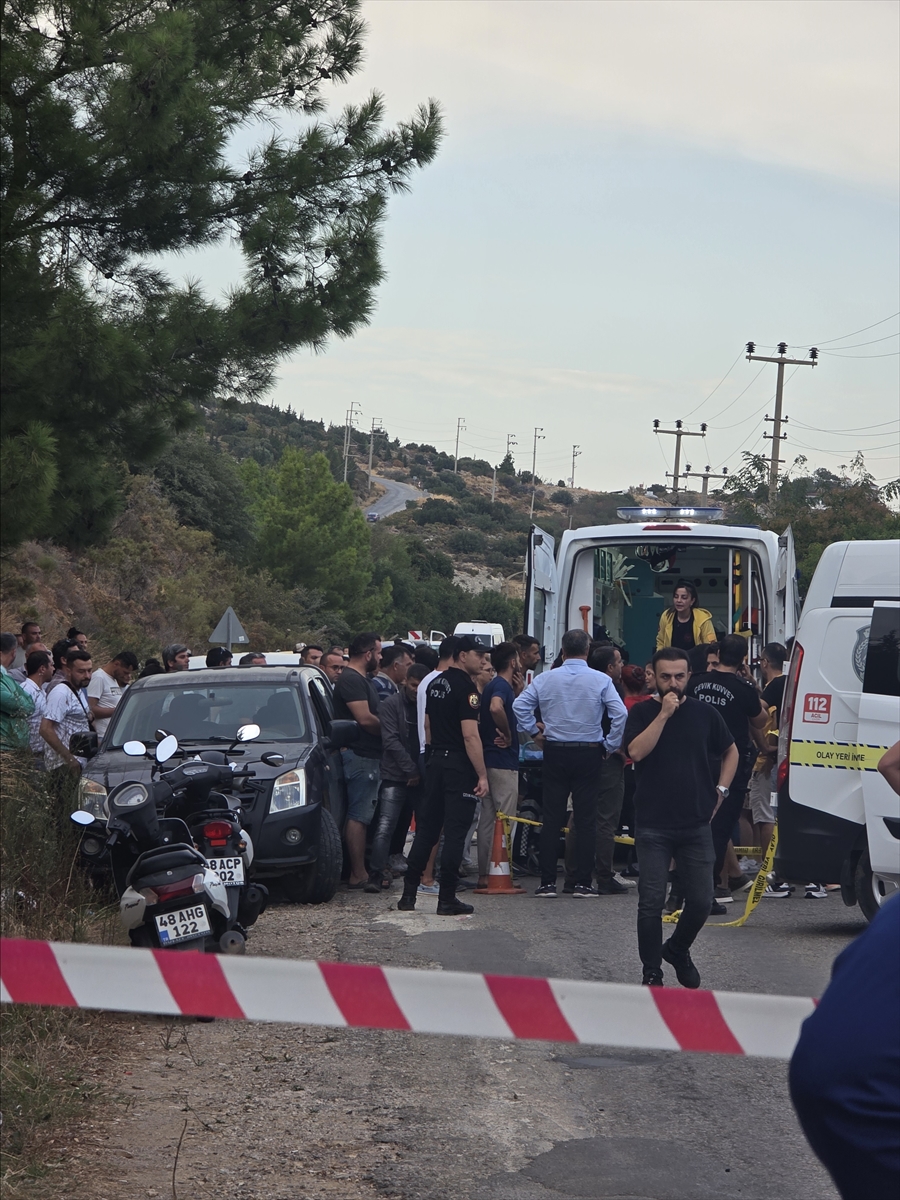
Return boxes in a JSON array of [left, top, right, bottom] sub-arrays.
[[706, 364, 767, 421], [791, 418, 899, 433], [812, 332, 899, 350], [683, 349, 744, 417], [790, 438, 900, 455], [808, 311, 900, 346], [818, 350, 900, 359]]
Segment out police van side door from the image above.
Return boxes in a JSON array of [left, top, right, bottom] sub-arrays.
[[524, 525, 558, 671], [858, 601, 900, 886]]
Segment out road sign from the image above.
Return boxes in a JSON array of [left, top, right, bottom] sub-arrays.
[[209, 607, 249, 647], [408, 630, 424, 641]]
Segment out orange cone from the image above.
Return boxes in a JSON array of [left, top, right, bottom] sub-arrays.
[[473, 816, 526, 894]]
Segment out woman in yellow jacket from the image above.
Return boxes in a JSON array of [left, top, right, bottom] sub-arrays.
[[656, 580, 717, 651]]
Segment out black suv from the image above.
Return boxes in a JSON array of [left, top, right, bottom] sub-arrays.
[[76, 667, 357, 903]]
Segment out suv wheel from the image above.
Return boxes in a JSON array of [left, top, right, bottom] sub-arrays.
[[855, 844, 900, 923], [281, 809, 342, 905]]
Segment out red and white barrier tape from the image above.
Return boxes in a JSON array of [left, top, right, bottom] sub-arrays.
[[0, 939, 814, 1059]]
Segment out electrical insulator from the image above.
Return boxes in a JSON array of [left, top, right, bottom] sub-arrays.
[[686, 463, 692, 473], [723, 466, 729, 475], [746, 342, 756, 354], [809, 347, 818, 360], [653, 419, 660, 430], [777, 342, 788, 355], [700, 422, 707, 433], [675, 419, 682, 429]]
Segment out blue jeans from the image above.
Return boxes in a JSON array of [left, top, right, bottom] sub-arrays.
[[341, 750, 381, 826], [635, 824, 715, 971]]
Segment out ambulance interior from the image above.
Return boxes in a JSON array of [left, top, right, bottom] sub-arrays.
[[585, 541, 767, 669]]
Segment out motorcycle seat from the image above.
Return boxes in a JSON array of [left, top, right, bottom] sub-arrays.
[[126, 843, 206, 888]]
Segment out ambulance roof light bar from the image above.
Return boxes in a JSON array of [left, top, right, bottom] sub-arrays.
[[616, 506, 724, 523]]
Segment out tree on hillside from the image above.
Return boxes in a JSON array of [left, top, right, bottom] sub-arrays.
[[1, 0, 442, 547], [253, 448, 388, 625]]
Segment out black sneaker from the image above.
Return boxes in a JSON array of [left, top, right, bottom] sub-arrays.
[[709, 900, 728, 916], [562, 879, 575, 894], [397, 893, 416, 911], [642, 968, 664, 987], [596, 877, 629, 895], [660, 940, 701, 989], [535, 883, 557, 897], [572, 884, 598, 897], [436, 897, 474, 916], [713, 885, 734, 904]]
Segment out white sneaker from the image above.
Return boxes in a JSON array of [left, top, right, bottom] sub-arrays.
[[739, 857, 760, 873], [762, 882, 793, 898], [614, 872, 637, 888], [805, 883, 828, 899]]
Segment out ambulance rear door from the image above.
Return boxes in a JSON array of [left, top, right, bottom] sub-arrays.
[[524, 525, 558, 671], [776, 525, 800, 644]]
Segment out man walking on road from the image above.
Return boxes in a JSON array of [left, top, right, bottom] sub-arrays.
[[399, 636, 490, 916], [476, 642, 521, 888], [513, 629, 627, 898], [624, 647, 738, 988]]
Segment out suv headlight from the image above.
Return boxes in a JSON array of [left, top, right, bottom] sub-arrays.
[[79, 778, 108, 819], [270, 769, 306, 813]]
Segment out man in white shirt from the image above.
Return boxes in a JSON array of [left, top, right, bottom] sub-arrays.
[[21, 649, 53, 763], [417, 637, 457, 754], [41, 649, 94, 776], [87, 651, 138, 738]]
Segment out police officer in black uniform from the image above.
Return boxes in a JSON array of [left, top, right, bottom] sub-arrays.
[[398, 636, 490, 915]]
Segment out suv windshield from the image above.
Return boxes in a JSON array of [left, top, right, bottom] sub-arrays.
[[107, 683, 310, 746]]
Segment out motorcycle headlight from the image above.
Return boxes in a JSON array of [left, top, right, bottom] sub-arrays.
[[270, 769, 307, 813], [109, 783, 150, 809], [79, 778, 108, 819]]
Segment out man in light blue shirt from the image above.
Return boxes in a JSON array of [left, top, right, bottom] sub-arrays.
[[513, 628, 628, 897]]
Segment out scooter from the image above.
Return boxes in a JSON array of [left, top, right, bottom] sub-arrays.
[[71, 733, 257, 952]]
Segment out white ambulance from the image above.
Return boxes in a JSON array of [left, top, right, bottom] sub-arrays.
[[775, 540, 900, 919], [525, 505, 799, 671]]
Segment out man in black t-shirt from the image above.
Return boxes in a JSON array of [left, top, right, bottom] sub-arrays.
[[398, 636, 490, 915], [332, 632, 383, 888], [686, 633, 767, 897], [624, 647, 738, 988]]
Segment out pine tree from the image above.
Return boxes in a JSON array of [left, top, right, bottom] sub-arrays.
[[1, 1, 442, 547]]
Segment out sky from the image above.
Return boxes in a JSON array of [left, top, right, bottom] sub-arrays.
[[176, 0, 900, 492]]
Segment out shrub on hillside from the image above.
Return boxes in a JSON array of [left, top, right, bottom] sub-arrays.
[[551, 489, 574, 507], [448, 530, 487, 554], [412, 498, 459, 526]]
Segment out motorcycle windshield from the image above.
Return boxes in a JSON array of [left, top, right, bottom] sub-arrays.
[[107, 684, 310, 748]]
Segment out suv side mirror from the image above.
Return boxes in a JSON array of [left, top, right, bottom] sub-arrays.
[[324, 719, 359, 751]]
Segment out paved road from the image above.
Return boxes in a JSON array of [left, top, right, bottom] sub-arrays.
[[367, 474, 426, 518], [83, 878, 863, 1200]]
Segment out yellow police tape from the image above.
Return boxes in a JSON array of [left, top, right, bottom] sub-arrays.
[[662, 827, 778, 928], [497, 812, 636, 845]]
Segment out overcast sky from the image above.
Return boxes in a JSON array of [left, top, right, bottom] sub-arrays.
[[185, 0, 900, 492]]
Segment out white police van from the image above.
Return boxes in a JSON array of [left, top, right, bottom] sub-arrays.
[[775, 540, 900, 919], [525, 506, 799, 671]]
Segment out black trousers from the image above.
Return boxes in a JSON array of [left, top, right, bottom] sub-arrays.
[[403, 750, 478, 902], [541, 744, 602, 887], [710, 757, 753, 881]]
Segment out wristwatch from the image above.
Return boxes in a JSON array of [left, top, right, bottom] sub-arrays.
[[716, 785, 730, 798]]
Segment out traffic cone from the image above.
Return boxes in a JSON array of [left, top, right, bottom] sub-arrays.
[[473, 816, 526, 894]]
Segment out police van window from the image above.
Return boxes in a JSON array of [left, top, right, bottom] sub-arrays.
[[862, 606, 900, 698]]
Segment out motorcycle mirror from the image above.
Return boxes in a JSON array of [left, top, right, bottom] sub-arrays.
[[155, 729, 172, 742], [236, 723, 260, 743], [156, 734, 179, 763], [123, 740, 147, 756], [261, 752, 285, 767], [70, 810, 95, 826]]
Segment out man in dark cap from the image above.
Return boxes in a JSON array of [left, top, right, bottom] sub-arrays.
[[398, 635, 490, 916]]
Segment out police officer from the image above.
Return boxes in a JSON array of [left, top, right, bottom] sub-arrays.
[[398, 636, 490, 915]]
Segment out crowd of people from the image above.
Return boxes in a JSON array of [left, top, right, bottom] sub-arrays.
[[0, 620, 352, 784]]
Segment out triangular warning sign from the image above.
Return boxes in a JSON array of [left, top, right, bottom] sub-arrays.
[[209, 606, 249, 645]]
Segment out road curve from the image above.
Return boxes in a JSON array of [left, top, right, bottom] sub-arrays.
[[366, 474, 426, 518]]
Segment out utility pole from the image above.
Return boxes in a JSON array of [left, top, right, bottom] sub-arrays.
[[570, 445, 581, 489], [683, 464, 729, 501], [367, 417, 383, 490], [653, 419, 707, 497], [453, 417, 466, 473], [506, 433, 518, 462], [745, 342, 817, 505], [342, 400, 361, 483], [491, 467, 497, 503], [529, 427, 545, 518]]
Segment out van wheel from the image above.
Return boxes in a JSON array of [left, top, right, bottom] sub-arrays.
[[281, 810, 342, 905], [854, 845, 899, 922]]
